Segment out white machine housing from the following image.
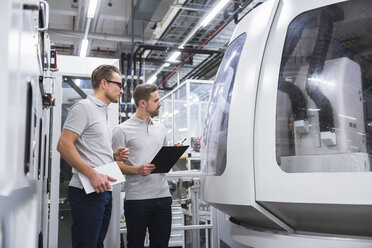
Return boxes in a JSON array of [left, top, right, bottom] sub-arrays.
[[0, 0, 56, 247], [202, 0, 291, 232], [202, 0, 372, 247]]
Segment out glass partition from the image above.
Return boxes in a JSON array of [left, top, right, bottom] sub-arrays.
[[174, 85, 187, 145], [159, 80, 213, 170], [189, 83, 212, 143], [276, 0, 372, 173], [161, 97, 173, 146]]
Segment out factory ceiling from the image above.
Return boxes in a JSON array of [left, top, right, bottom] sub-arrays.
[[48, 0, 266, 90]]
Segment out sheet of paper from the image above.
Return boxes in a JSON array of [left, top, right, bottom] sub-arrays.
[[78, 162, 125, 194]]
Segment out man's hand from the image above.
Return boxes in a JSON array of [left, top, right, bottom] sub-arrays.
[[89, 173, 117, 193], [137, 163, 155, 176], [114, 147, 130, 161], [175, 138, 186, 146]]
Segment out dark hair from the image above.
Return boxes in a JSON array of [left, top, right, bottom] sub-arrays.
[[91, 64, 121, 89], [133, 84, 158, 106]]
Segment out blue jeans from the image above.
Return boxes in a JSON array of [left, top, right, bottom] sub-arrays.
[[68, 186, 112, 248], [124, 197, 172, 248]]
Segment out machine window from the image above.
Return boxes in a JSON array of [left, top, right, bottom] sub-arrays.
[[276, 0, 372, 173], [202, 33, 246, 175]]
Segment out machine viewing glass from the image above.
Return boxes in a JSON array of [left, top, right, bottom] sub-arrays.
[[275, 0, 372, 173], [202, 33, 246, 176]]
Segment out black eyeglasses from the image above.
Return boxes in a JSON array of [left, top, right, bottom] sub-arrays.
[[106, 79, 123, 89]]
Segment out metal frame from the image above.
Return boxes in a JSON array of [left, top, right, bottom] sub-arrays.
[[49, 55, 121, 248]]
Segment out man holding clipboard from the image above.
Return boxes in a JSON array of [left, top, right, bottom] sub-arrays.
[[112, 84, 184, 248]]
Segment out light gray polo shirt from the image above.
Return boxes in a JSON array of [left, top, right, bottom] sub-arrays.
[[63, 95, 114, 189], [112, 115, 171, 200]]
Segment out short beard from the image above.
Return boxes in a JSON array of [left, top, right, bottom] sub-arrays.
[[148, 108, 159, 117], [106, 93, 119, 103]]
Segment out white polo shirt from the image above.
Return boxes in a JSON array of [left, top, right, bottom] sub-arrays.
[[63, 95, 114, 189], [112, 115, 171, 200]]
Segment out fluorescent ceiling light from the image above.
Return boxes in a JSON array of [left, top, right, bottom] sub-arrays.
[[79, 38, 89, 57], [200, 0, 230, 27], [146, 63, 169, 84], [167, 51, 181, 62], [146, 75, 157, 84], [87, 0, 98, 18], [179, 24, 200, 48]]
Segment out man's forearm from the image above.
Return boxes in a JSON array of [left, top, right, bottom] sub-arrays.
[[117, 162, 140, 175]]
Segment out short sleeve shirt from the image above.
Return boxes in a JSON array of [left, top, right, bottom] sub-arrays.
[[112, 115, 170, 200], [63, 95, 114, 188]]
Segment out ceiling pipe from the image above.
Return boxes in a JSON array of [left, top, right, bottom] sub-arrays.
[[170, 5, 209, 12], [87, 0, 104, 57], [75, 0, 83, 31], [159, 0, 255, 86], [49, 29, 148, 43], [182, 53, 223, 81], [91, 0, 103, 33], [190, 55, 223, 79], [50, 31, 195, 48], [159, 21, 226, 86], [91, 48, 116, 54], [131, 0, 135, 77], [135, 44, 221, 57], [55, 45, 74, 50], [74, 0, 84, 54]]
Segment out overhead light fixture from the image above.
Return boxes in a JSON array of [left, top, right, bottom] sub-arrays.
[[87, 0, 98, 18], [79, 38, 89, 57], [200, 0, 230, 27], [146, 75, 157, 84], [167, 51, 181, 62], [179, 22, 201, 48], [146, 63, 169, 84]]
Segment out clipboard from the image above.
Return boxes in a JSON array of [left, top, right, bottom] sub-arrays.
[[151, 146, 189, 173]]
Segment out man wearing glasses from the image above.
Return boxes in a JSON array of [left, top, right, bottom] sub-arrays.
[[57, 64, 155, 248]]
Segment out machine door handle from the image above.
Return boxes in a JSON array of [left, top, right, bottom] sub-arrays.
[[38, 0, 49, 32]]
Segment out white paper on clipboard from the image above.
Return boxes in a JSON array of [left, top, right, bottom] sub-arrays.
[[78, 162, 125, 194]]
